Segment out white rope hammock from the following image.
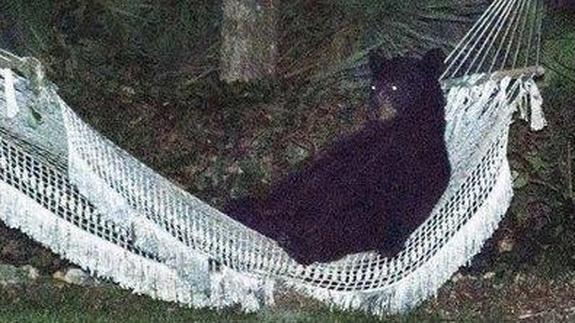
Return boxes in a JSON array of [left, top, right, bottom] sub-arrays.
[[0, 0, 547, 317]]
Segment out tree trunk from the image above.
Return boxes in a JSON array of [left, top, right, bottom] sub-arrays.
[[220, 0, 279, 82]]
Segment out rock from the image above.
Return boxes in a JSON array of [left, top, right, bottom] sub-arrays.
[[482, 272, 496, 280], [53, 268, 98, 287], [285, 143, 309, 166], [120, 85, 136, 98], [511, 170, 529, 189], [229, 183, 247, 199], [226, 162, 244, 175], [21, 265, 40, 280], [451, 272, 464, 283], [451, 273, 479, 283], [514, 272, 525, 283], [498, 236, 515, 253], [0, 264, 39, 287]]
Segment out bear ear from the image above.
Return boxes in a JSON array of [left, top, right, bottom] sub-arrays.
[[368, 49, 388, 74], [421, 48, 446, 78]]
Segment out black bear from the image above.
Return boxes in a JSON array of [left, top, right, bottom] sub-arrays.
[[223, 48, 451, 265]]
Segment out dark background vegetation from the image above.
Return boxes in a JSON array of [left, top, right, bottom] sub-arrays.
[[0, 0, 574, 321]]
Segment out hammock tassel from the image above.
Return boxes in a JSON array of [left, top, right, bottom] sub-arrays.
[[131, 217, 211, 294], [526, 79, 547, 131], [1, 68, 18, 118]]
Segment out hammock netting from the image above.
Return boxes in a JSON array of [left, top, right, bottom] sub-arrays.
[[0, 0, 547, 317]]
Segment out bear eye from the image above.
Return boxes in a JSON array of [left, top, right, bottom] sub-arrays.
[[391, 85, 398, 91], [371, 85, 377, 91]]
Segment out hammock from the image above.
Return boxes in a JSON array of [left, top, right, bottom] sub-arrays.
[[0, 0, 547, 316]]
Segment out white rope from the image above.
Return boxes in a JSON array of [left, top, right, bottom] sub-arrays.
[[488, 0, 524, 74], [466, 0, 518, 76], [512, 0, 532, 69], [499, 0, 529, 72], [443, 0, 544, 80], [443, 0, 506, 65], [525, 78, 547, 130], [442, 0, 509, 79]]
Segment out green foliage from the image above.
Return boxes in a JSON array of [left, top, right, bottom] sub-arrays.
[[0, 279, 452, 322], [497, 9, 575, 279], [333, 0, 420, 24], [0, 1, 219, 69], [543, 25, 575, 86], [0, 0, 54, 55]]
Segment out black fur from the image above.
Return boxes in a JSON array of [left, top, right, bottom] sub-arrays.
[[224, 49, 451, 265]]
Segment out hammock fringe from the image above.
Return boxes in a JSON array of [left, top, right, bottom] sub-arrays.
[[0, 181, 276, 311]]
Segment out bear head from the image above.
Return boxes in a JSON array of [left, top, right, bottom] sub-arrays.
[[368, 48, 446, 121]]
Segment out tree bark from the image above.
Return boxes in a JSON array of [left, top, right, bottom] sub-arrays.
[[220, 0, 279, 83]]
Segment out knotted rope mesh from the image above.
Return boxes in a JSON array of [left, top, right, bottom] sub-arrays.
[[0, 0, 546, 316]]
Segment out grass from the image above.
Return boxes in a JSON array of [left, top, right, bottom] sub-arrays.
[[0, 280, 447, 322]]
